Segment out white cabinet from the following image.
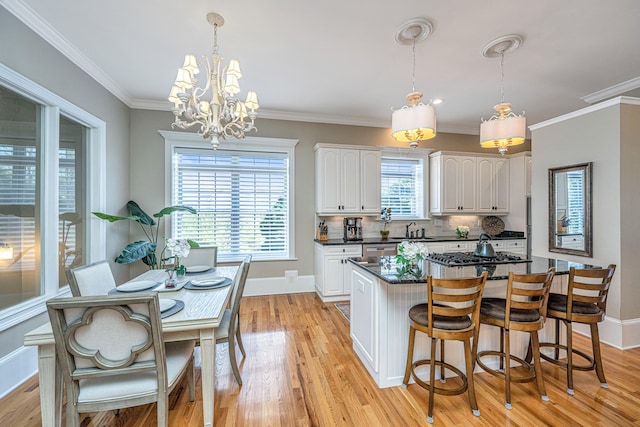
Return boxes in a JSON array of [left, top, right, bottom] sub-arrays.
[[444, 241, 474, 252], [351, 268, 377, 369], [314, 243, 362, 302], [430, 153, 477, 214], [315, 144, 381, 215], [477, 157, 510, 213], [490, 239, 526, 254], [559, 235, 584, 249]]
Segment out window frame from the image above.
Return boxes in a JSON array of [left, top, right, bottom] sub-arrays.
[[0, 64, 106, 331], [380, 147, 431, 220], [160, 130, 298, 263]]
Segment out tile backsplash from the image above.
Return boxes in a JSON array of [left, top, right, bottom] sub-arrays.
[[317, 215, 486, 240]]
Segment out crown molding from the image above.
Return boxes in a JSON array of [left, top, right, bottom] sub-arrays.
[[2, 0, 133, 106], [529, 96, 640, 131], [580, 76, 640, 104]]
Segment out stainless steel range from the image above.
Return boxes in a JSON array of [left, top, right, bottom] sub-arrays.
[[425, 252, 531, 266]]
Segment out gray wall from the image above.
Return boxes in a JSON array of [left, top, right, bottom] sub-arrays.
[[619, 104, 640, 320], [0, 9, 130, 357], [531, 100, 640, 322], [130, 109, 531, 280]]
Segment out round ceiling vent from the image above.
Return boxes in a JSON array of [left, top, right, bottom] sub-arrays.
[[482, 34, 524, 57], [394, 18, 433, 45]]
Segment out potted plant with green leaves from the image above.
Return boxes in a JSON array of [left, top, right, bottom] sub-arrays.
[[380, 208, 392, 239], [92, 200, 198, 269]]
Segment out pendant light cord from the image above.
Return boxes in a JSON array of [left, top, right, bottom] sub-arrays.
[[500, 51, 505, 104], [411, 38, 416, 93]]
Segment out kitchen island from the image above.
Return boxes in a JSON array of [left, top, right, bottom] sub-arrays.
[[348, 255, 598, 388]]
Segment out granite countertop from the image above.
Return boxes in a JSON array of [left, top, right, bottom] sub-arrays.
[[315, 233, 525, 246], [348, 255, 599, 284]]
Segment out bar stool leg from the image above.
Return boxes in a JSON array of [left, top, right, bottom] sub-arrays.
[[499, 328, 505, 372], [554, 318, 561, 361], [566, 320, 575, 395], [427, 337, 437, 424], [504, 329, 512, 409], [530, 331, 549, 401], [439, 339, 446, 383], [464, 338, 480, 417], [402, 325, 416, 388], [590, 323, 608, 388]]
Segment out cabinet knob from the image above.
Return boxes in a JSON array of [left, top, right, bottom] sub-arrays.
[[361, 205, 364, 210]]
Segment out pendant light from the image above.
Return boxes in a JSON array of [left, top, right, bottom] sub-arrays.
[[480, 35, 526, 155], [391, 18, 437, 149]]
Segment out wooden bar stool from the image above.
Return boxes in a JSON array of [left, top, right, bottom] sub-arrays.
[[538, 265, 616, 395], [402, 272, 487, 424], [474, 268, 555, 409]]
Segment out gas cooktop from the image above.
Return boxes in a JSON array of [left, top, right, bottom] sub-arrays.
[[425, 252, 531, 266]]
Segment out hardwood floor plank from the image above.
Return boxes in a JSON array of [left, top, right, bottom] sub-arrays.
[[2, 292, 640, 426]]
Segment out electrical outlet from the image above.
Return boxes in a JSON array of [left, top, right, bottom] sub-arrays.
[[285, 270, 298, 283]]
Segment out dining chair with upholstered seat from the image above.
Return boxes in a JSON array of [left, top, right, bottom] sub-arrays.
[[215, 255, 251, 385], [184, 247, 218, 270], [46, 294, 195, 427], [66, 260, 117, 296], [402, 272, 488, 424]]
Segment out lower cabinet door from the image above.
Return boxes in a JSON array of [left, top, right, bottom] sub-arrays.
[[351, 268, 376, 369], [324, 256, 345, 295]]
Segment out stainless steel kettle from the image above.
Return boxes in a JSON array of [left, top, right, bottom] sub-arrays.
[[475, 233, 496, 257]]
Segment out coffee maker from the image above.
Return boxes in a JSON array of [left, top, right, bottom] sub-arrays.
[[343, 217, 363, 241]]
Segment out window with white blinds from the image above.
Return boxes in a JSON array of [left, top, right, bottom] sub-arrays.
[[172, 146, 292, 261], [566, 170, 584, 234], [380, 157, 424, 218]]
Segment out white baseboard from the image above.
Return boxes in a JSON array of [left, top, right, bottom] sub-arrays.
[[242, 274, 315, 297], [0, 345, 38, 399], [574, 315, 640, 350]]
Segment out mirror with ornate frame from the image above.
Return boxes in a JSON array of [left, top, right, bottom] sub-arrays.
[[548, 162, 592, 257]]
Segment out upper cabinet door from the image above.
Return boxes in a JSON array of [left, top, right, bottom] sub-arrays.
[[315, 148, 342, 214], [340, 149, 361, 212], [315, 145, 381, 215], [459, 156, 477, 212], [359, 150, 381, 214], [493, 158, 510, 212]]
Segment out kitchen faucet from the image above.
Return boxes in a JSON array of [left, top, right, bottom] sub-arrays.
[[405, 222, 416, 238]]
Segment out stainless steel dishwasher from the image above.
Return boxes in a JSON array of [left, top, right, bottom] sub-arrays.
[[362, 243, 397, 258]]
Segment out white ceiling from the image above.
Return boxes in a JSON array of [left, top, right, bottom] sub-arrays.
[[4, 0, 640, 135]]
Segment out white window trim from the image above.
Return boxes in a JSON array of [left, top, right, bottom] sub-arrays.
[[380, 147, 432, 220], [159, 130, 298, 262], [0, 63, 106, 331]]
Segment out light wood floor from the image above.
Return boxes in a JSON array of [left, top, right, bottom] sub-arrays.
[[2, 292, 640, 426]]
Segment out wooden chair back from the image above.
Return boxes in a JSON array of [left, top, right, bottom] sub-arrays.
[[567, 264, 616, 322], [427, 272, 488, 340], [46, 294, 167, 411], [504, 268, 556, 330]]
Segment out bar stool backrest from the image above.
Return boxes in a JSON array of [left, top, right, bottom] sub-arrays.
[[427, 272, 488, 339], [505, 268, 556, 326], [567, 264, 616, 321]]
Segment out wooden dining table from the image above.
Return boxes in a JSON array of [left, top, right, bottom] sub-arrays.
[[23, 265, 238, 427]]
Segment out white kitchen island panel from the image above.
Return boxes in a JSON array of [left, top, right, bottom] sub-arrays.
[[350, 260, 570, 389]]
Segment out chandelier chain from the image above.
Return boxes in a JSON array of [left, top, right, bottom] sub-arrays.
[[213, 23, 219, 55]]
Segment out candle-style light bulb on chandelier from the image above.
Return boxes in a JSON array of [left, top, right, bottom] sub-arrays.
[[168, 13, 259, 149], [480, 34, 526, 155], [391, 18, 437, 149]]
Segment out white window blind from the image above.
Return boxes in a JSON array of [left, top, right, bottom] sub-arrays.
[[381, 157, 423, 218], [566, 170, 584, 234], [173, 147, 290, 261]]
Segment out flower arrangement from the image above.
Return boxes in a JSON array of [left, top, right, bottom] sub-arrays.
[[396, 240, 430, 278], [380, 208, 392, 239], [165, 238, 191, 277], [455, 225, 470, 239]]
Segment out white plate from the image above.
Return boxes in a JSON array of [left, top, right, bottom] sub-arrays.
[[159, 299, 177, 312], [191, 277, 226, 287], [186, 265, 211, 273], [117, 280, 158, 292]]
